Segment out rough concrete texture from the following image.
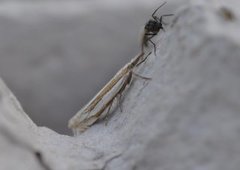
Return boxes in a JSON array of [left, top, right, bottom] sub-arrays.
[[1, 0, 240, 169]]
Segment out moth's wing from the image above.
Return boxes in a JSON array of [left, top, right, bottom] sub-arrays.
[[68, 103, 97, 129], [71, 115, 99, 135], [68, 94, 110, 134], [68, 66, 136, 135]]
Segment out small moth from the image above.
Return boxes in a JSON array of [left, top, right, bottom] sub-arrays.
[[68, 3, 174, 135], [68, 52, 151, 135]]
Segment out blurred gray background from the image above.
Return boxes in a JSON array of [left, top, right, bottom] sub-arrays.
[[0, 0, 176, 134]]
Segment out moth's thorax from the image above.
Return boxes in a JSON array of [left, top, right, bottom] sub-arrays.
[[144, 20, 162, 33]]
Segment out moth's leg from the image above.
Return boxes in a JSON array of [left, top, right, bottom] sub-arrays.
[[117, 92, 123, 112], [148, 39, 157, 55], [115, 74, 131, 113], [132, 72, 152, 80], [114, 71, 133, 114], [136, 52, 152, 67], [142, 33, 157, 54], [104, 100, 114, 126]]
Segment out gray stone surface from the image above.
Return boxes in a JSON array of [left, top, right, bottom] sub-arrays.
[[1, 0, 240, 169]]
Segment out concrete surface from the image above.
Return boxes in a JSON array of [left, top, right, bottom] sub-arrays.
[[1, 0, 240, 169]]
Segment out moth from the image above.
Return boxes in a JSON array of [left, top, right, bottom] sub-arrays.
[[68, 52, 151, 135], [68, 3, 173, 135]]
